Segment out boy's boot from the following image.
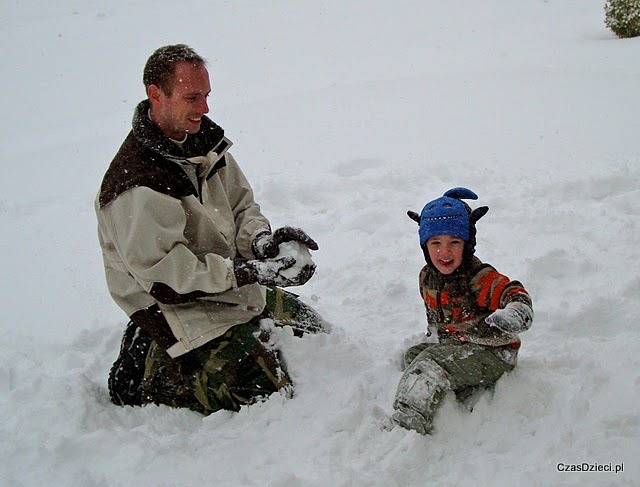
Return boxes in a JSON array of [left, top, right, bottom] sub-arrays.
[[108, 321, 153, 406]]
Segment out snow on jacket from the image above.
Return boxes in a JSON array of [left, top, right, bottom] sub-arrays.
[[95, 100, 271, 358], [419, 256, 532, 347]]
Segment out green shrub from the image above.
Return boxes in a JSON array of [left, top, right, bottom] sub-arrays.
[[605, 0, 640, 38]]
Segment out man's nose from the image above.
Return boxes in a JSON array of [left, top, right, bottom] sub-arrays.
[[199, 98, 209, 114]]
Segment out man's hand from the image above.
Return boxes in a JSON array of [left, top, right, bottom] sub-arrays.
[[234, 256, 315, 288], [253, 227, 318, 258]]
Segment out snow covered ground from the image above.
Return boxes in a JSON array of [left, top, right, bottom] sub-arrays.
[[1, 1, 638, 485]]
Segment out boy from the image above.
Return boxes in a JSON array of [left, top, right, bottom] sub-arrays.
[[391, 187, 533, 435]]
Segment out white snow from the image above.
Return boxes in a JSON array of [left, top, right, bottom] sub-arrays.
[[1, 1, 638, 486]]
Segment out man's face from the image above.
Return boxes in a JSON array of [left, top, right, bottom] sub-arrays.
[[148, 61, 211, 140]]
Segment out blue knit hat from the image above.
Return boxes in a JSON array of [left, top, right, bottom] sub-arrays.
[[418, 187, 478, 245]]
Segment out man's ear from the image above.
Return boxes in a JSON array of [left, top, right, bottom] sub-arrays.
[[147, 84, 162, 104]]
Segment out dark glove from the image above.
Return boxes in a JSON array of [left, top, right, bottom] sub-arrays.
[[234, 256, 311, 287], [485, 302, 534, 334], [284, 262, 316, 286], [253, 227, 319, 258]]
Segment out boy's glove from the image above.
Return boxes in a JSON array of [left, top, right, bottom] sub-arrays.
[[485, 302, 534, 334], [253, 227, 318, 258], [234, 256, 315, 287]]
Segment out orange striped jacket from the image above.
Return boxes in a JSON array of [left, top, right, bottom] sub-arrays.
[[419, 256, 532, 347]]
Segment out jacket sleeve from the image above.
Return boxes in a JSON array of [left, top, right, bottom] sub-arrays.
[[103, 186, 238, 301], [220, 153, 271, 259], [472, 265, 532, 312]]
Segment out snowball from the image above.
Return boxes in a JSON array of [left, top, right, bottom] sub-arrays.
[[276, 241, 315, 279]]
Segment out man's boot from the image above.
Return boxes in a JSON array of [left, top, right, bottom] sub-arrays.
[[108, 321, 153, 406]]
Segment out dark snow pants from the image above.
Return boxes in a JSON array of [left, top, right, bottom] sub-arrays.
[[392, 340, 518, 434], [141, 287, 328, 415]]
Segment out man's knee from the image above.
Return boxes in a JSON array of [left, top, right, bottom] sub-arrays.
[[188, 323, 293, 414], [265, 287, 330, 336]]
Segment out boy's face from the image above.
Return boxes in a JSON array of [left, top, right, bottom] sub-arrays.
[[426, 234, 464, 275]]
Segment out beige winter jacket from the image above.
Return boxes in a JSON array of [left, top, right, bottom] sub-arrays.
[[96, 101, 270, 357]]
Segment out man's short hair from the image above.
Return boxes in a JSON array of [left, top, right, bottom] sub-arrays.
[[143, 44, 207, 96]]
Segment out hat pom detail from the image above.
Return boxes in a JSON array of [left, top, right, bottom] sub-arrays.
[[443, 187, 478, 201]]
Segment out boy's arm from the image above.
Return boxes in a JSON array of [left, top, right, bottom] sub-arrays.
[[473, 266, 533, 333], [473, 266, 531, 310]]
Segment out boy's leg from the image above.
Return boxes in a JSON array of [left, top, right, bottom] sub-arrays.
[[392, 342, 516, 434], [265, 286, 331, 336], [401, 342, 433, 370], [429, 343, 517, 406], [424, 343, 516, 392], [142, 319, 293, 415], [392, 353, 450, 434]]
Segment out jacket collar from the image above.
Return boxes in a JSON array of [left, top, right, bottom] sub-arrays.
[[132, 99, 229, 160]]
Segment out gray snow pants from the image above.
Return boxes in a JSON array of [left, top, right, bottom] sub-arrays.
[[391, 340, 518, 434]]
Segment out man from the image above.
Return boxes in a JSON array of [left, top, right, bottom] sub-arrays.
[[95, 44, 326, 415]]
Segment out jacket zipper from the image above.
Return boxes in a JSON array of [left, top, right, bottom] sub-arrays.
[[436, 283, 445, 322]]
